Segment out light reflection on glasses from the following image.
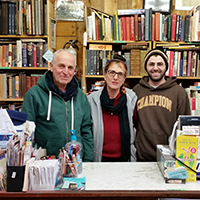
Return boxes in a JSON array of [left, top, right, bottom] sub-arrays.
[[107, 69, 126, 78]]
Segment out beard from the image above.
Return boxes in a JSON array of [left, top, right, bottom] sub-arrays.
[[147, 70, 166, 82]]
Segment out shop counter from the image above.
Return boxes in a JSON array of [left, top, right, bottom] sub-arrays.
[[1, 162, 200, 200]]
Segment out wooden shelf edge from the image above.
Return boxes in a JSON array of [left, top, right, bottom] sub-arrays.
[[0, 67, 48, 70], [87, 40, 152, 44], [84, 75, 200, 79], [0, 35, 48, 38], [0, 98, 23, 102]]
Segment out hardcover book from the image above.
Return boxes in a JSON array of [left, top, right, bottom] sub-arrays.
[[22, 43, 27, 67], [27, 42, 33, 67]]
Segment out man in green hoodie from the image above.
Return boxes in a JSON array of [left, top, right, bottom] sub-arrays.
[[21, 49, 94, 162]]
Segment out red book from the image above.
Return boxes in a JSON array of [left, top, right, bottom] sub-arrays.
[[155, 12, 160, 41], [121, 16, 126, 41], [191, 97, 196, 116], [95, 18, 99, 40], [126, 16, 131, 41], [130, 16, 134, 41], [33, 43, 37, 67], [171, 13, 177, 42], [141, 14, 145, 41], [168, 51, 174, 77], [191, 51, 196, 77], [31, 76, 37, 86], [26, 76, 31, 92], [2, 45, 6, 67], [186, 50, 192, 77], [134, 14, 139, 41]]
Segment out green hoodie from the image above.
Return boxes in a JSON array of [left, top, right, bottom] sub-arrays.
[[21, 71, 94, 162]]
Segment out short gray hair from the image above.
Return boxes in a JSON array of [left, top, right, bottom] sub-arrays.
[[51, 49, 77, 67]]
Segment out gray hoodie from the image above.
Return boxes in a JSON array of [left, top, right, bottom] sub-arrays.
[[87, 87, 137, 162]]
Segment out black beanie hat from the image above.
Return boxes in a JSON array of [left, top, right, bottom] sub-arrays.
[[144, 48, 168, 72]]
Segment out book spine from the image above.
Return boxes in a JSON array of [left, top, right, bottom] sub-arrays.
[[33, 43, 37, 67], [155, 12, 160, 41], [130, 16, 134, 41], [22, 43, 27, 67], [8, 3, 12, 35], [185, 15, 191, 42], [134, 14, 138, 41], [187, 50, 192, 77], [171, 13, 177, 42], [126, 16, 130, 41], [17, 40, 22, 67], [39, 42, 43, 67], [8, 44, 12, 67], [149, 8, 152, 41], [15, 75, 19, 98], [27, 42, 33, 67], [2, 45, 6, 67], [178, 15, 182, 42], [141, 14, 145, 41], [145, 9, 149, 41]]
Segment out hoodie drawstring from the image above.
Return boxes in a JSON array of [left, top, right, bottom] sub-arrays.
[[47, 91, 52, 121], [71, 97, 74, 130], [46, 92, 74, 131]]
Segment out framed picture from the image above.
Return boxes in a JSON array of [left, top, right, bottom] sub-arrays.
[[55, 0, 84, 21], [143, 0, 172, 14], [175, 0, 199, 11]]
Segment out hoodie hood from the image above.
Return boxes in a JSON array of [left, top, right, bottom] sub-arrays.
[[139, 76, 177, 90], [37, 71, 78, 124], [37, 70, 78, 101]]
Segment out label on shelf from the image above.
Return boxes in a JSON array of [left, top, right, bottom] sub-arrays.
[[89, 44, 112, 50]]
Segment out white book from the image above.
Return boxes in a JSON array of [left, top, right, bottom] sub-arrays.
[[92, 12, 96, 40], [16, 40, 22, 67], [87, 16, 92, 40]]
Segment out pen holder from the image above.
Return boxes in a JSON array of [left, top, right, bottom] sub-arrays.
[[64, 131, 83, 177], [7, 165, 25, 192], [64, 158, 82, 177]]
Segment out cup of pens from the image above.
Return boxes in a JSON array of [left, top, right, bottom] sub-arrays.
[[60, 130, 82, 177]]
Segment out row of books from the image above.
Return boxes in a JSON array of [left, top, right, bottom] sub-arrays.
[[86, 7, 200, 42], [0, 39, 48, 67], [85, 44, 149, 76], [0, 0, 47, 35], [0, 73, 42, 99], [165, 48, 200, 78], [86, 43, 200, 78]]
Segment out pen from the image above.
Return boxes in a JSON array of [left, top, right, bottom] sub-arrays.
[[172, 155, 200, 175]]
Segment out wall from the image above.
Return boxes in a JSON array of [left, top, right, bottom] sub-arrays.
[[55, 0, 190, 78]]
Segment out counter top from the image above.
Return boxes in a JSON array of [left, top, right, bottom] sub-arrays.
[[81, 162, 200, 190]]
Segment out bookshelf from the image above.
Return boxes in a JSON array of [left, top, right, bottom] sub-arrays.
[[153, 41, 200, 88], [82, 40, 151, 93], [0, 0, 54, 109], [82, 5, 200, 94]]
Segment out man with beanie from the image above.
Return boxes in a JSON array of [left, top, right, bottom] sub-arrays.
[[133, 48, 191, 162]]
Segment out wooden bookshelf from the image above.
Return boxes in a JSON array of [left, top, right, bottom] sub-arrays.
[[0, 0, 54, 109]]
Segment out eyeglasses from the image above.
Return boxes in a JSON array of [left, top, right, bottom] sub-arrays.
[[107, 69, 126, 78]]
